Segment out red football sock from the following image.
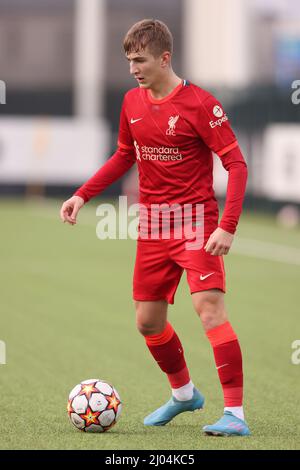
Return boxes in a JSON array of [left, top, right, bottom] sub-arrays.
[[206, 321, 243, 407], [144, 323, 190, 389]]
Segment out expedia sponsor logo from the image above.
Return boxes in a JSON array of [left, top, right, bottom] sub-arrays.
[[209, 105, 228, 128], [213, 105, 223, 117], [134, 141, 183, 161]]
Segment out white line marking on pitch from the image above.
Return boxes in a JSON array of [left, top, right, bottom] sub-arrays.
[[232, 237, 300, 266]]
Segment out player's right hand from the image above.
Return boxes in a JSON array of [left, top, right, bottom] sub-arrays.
[[60, 195, 85, 225]]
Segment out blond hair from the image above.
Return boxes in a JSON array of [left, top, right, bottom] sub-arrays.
[[123, 19, 173, 57]]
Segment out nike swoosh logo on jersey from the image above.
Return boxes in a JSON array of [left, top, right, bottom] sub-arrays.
[[200, 272, 214, 281], [130, 117, 143, 124]]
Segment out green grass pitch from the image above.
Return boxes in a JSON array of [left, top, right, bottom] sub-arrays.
[[0, 199, 299, 450]]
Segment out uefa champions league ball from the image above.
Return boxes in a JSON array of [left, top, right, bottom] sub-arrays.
[[67, 379, 122, 432]]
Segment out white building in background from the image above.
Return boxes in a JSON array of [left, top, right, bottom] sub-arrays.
[[183, 0, 254, 89], [183, 0, 300, 88], [0, 0, 299, 200]]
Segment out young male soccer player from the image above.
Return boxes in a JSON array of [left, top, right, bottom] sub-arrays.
[[60, 19, 250, 436]]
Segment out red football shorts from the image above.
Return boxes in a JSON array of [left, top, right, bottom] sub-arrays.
[[133, 232, 226, 304]]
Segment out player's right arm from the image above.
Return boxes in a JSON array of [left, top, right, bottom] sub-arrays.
[[60, 96, 135, 225]]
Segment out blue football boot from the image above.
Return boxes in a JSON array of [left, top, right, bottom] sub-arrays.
[[203, 411, 251, 436], [144, 388, 205, 426]]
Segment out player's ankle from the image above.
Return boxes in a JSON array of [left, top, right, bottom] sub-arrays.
[[224, 406, 244, 421], [172, 380, 194, 401]]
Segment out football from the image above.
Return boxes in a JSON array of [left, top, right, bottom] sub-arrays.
[[67, 379, 122, 432]]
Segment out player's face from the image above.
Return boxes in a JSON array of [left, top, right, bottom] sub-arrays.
[[126, 48, 169, 89]]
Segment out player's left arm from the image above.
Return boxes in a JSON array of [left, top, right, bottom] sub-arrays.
[[192, 89, 248, 256], [205, 145, 248, 256]]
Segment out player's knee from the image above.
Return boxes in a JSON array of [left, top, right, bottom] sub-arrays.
[[192, 290, 227, 331], [192, 290, 222, 314], [135, 300, 167, 336], [200, 312, 226, 331], [136, 320, 163, 337], [135, 310, 160, 337]]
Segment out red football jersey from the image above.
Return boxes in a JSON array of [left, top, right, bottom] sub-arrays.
[[75, 80, 247, 234], [118, 81, 241, 228]]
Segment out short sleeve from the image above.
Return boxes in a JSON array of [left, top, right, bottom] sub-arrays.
[[193, 91, 238, 157], [118, 96, 134, 151]]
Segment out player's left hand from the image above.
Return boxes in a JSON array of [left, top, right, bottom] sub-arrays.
[[204, 227, 234, 256]]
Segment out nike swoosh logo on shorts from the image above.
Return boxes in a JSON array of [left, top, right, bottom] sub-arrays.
[[200, 272, 214, 281], [130, 117, 143, 124]]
